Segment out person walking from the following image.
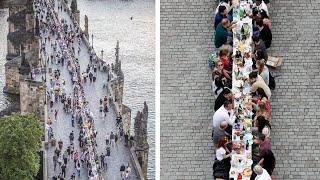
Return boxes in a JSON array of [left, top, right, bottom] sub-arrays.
[[54, 109, 59, 121], [69, 131, 74, 143], [58, 140, 63, 150], [73, 150, 79, 168], [67, 145, 71, 160], [105, 132, 110, 145], [115, 133, 119, 148], [53, 154, 58, 171], [104, 155, 108, 170], [89, 71, 93, 83], [110, 132, 115, 148], [71, 113, 75, 127], [120, 164, 126, 178], [76, 161, 81, 178], [63, 150, 68, 165], [61, 163, 66, 178], [99, 102, 104, 117], [106, 146, 111, 158], [100, 153, 105, 169]]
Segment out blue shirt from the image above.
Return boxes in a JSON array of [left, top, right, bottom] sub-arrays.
[[214, 13, 226, 30]]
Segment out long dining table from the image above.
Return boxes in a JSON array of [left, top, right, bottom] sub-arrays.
[[229, 0, 255, 179]]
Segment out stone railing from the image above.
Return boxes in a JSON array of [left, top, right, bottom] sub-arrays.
[[130, 147, 144, 180]]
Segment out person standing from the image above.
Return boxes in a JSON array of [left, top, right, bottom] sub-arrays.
[[106, 146, 111, 158], [76, 161, 81, 178], [61, 163, 66, 178], [120, 164, 126, 178], [71, 113, 75, 127], [115, 133, 119, 148], [63, 150, 68, 165], [105, 132, 110, 145], [110, 132, 115, 148], [100, 153, 105, 169], [69, 131, 74, 143], [104, 155, 108, 170], [89, 71, 93, 83]]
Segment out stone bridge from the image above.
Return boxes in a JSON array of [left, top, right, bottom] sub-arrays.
[[0, 0, 149, 179]]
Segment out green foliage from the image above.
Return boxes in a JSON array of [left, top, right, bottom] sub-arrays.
[[0, 113, 44, 180]]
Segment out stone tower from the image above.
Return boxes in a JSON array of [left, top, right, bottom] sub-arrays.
[[70, 0, 80, 24], [112, 41, 124, 109], [134, 102, 149, 179], [6, 0, 37, 60], [20, 79, 46, 121], [4, 0, 40, 95], [84, 15, 89, 38]]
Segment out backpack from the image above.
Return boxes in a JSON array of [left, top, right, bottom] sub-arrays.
[[268, 72, 276, 90]]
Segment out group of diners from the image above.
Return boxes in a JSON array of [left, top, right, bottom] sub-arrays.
[[211, 0, 276, 180]]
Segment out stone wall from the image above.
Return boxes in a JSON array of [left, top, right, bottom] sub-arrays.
[[4, 60, 21, 94], [19, 79, 46, 122]]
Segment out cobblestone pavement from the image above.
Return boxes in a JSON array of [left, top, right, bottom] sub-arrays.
[[43, 1, 137, 179], [160, 1, 215, 179], [160, 0, 320, 179]]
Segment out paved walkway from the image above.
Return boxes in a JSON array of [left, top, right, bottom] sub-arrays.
[[36, 0, 137, 179]]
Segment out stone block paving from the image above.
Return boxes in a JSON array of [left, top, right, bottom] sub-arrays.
[[267, 0, 320, 179], [44, 1, 137, 179], [160, 0, 320, 179], [160, 1, 216, 179]]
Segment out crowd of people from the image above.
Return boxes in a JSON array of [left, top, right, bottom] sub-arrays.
[[35, 0, 133, 179], [211, 0, 275, 180]]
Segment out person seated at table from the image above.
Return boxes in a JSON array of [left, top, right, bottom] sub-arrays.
[[217, 36, 233, 53], [212, 136, 231, 179], [215, 18, 236, 48], [254, 102, 271, 123], [256, 59, 269, 85], [248, 72, 271, 99], [214, 0, 231, 15], [218, 48, 232, 71], [252, 49, 267, 73], [254, 0, 269, 16], [256, 18, 272, 49], [214, 88, 233, 111], [253, 165, 272, 180], [262, 0, 271, 8], [257, 9, 272, 31], [255, 133, 272, 159], [259, 149, 275, 178], [216, 136, 232, 161], [254, 115, 271, 138], [214, 5, 229, 30], [212, 60, 231, 94], [253, 36, 268, 61], [212, 121, 229, 145], [212, 100, 234, 134]]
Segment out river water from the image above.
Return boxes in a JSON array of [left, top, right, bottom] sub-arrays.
[[0, 0, 155, 178], [0, 9, 13, 110]]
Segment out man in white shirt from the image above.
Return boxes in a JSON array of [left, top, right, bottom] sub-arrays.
[[253, 165, 272, 180], [254, 0, 269, 16], [212, 100, 234, 128]]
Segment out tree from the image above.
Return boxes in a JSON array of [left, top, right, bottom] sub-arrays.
[[0, 113, 43, 180]]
